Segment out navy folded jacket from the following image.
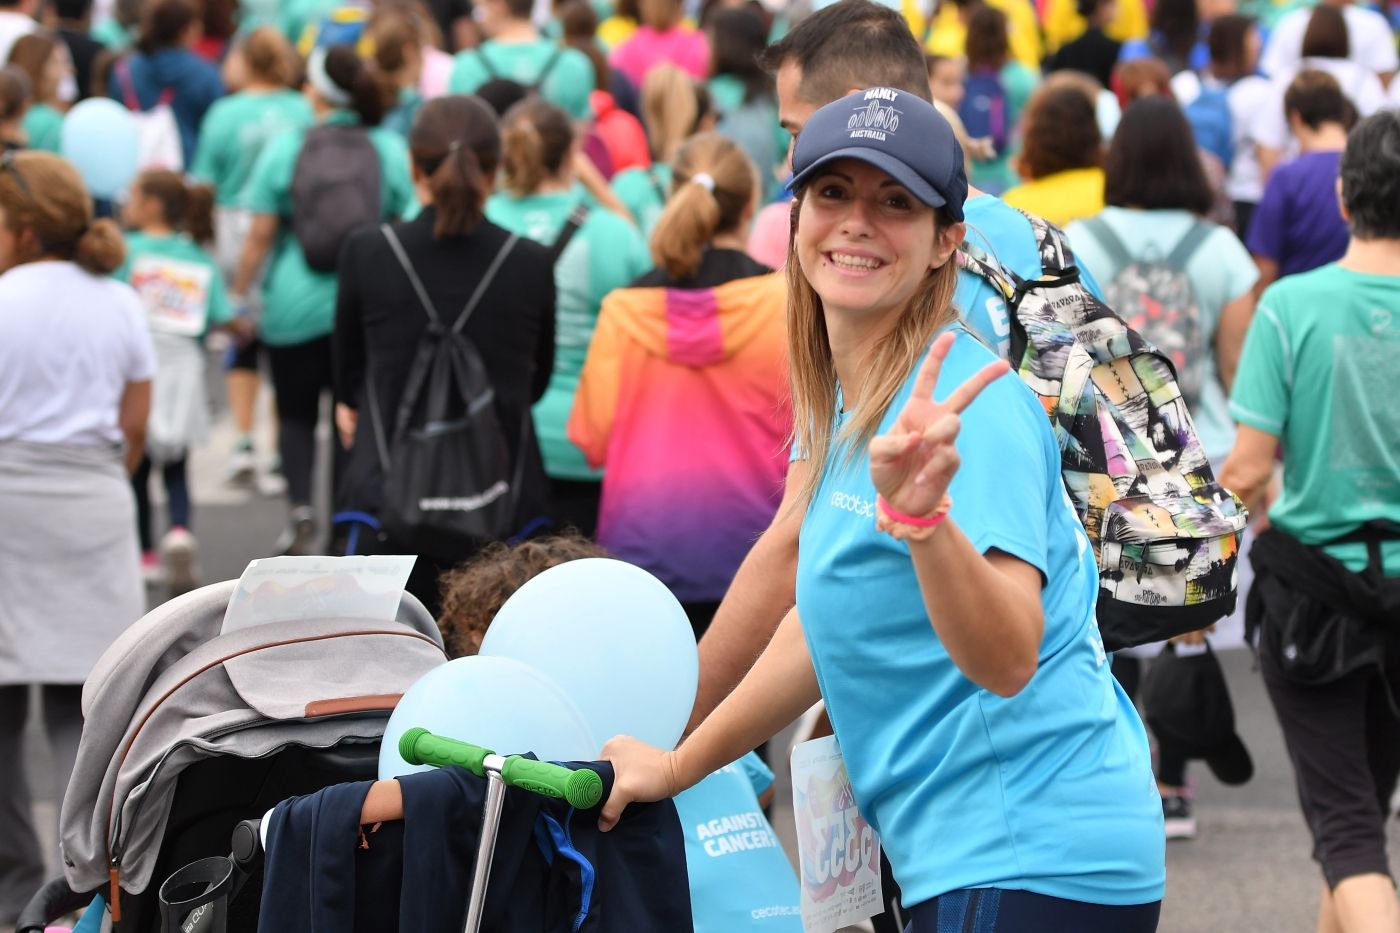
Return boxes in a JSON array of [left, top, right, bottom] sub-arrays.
[[258, 760, 694, 933]]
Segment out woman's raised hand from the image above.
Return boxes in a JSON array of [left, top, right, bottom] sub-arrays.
[[597, 735, 683, 832], [869, 331, 1010, 519]]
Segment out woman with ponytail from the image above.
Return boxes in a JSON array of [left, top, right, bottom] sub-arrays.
[[609, 62, 713, 236], [487, 97, 650, 536], [334, 96, 556, 611], [116, 169, 232, 593], [190, 26, 310, 485], [0, 153, 153, 897], [232, 43, 414, 555], [570, 132, 788, 637]]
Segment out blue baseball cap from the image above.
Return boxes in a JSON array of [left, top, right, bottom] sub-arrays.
[[790, 87, 968, 221]]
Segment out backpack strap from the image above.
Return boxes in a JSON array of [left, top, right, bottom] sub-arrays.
[[1079, 216, 1133, 272], [531, 45, 564, 91], [115, 59, 141, 111], [475, 47, 498, 80], [381, 223, 442, 328], [548, 205, 589, 265], [450, 232, 519, 336], [1165, 220, 1213, 270]]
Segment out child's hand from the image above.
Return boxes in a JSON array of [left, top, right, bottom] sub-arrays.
[[597, 735, 681, 832], [968, 136, 998, 160]]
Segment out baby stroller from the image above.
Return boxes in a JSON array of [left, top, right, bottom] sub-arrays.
[[17, 578, 447, 933]]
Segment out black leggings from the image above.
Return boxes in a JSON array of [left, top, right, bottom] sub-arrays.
[[132, 455, 190, 551], [906, 889, 1160, 932], [267, 335, 340, 508]]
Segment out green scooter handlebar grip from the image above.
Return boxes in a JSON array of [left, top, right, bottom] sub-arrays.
[[399, 727, 492, 776], [398, 728, 604, 810], [499, 756, 604, 810]]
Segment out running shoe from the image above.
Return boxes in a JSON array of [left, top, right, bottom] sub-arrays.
[[161, 527, 200, 596], [275, 506, 318, 556], [140, 550, 163, 586], [224, 440, 256, 487], [1163, 795, 1197, 840]]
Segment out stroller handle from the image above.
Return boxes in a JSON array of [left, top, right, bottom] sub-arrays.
[[399, 727, 604, 809]]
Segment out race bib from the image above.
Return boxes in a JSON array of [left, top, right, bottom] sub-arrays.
[[791, 735, 884, 933], [131, 255, 213, 336]]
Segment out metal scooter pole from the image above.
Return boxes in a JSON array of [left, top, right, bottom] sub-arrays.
[[463, 755, 509, 933]]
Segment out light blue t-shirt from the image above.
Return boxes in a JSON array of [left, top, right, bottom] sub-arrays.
[[956, 194, 1105, 360], [794, 327, 1165, 908], [673, 752, 802, 933], [1066, 207, 1259, 461]]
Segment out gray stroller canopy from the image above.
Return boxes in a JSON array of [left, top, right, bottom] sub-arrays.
[[60, 579, 447, 907]]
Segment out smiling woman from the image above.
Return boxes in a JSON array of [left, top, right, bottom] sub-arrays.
[[598, 88, 1167, 933]]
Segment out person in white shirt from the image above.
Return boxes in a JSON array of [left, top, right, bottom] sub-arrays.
[[1253, 5, 1388, 178], [0, 0, 35, 64], [1259, 0, 1398, 82], [0, 151, 152, 924]]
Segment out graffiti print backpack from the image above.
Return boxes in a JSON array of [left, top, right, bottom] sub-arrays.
[[1077, 216, 1213, 410], [958, 212, 1248, 651]]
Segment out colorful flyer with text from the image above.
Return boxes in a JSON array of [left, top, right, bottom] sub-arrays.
[[791, 735, 884, 933]]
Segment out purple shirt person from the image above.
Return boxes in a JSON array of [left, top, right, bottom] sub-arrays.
[[1247, 150, 1349, 279]]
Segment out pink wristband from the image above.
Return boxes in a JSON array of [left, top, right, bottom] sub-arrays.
[[877, 495, 951, 528]]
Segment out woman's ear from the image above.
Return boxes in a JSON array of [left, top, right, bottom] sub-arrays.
[[932, 220, 966, 270]]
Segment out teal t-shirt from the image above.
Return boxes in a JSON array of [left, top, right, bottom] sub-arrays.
[[91, 18, 133, 50], [674, 752, 802, 933], [1229, 263, 1400, 574], [448, 40, 596, 120], [117, 231, 234, 336], [381, 87, 424, 140], [609, 163, 671, 239], [191, 89, 314, 207], [485, 187, 650, 480], [23, 103, 63, 153], [968, 61, 1038, 195], [795, 327, 1165, 907], [706, 74, 786, 202], [243, 111, 415, 346], [1067, 207, 1259, 461], [956, 194, 1104, 360]]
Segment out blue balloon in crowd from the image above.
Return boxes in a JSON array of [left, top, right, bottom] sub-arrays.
[[478, 558, 698, 752], [378, 655, 598, 778], [60, 99, 139, 200]]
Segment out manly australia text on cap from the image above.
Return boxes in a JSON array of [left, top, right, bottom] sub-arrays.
[[789, 86, 969, 221]]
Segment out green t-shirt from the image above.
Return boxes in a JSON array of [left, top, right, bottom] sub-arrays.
[[243, 110, 415, 347], [1229, 263, 1400, 574], [91, 19, 133, 50], [969, 60, 1038, 195], [447, 40, 596, 120], [706, 74, 786, 200], [609, 163, 671, 240], [279, 0, 339, 47], [486, 187, 651, 480], [116, 231, 234, 336], [23, 103, 63, 153], [191, 89, 314, 207]]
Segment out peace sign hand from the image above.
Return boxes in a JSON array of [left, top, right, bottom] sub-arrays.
[[869, 331, 1011, 521]]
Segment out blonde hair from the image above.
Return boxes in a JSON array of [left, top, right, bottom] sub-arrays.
[[650, 132, 755, 280], [641, 63, 700, 163], [785, 190, 959, 509], [500, 98, 574, 196], [0, 152, 124, 274]]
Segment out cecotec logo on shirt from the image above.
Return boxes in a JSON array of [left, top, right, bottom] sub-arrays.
[[846, 88, 902, 142], [829, 490, 876, 518]]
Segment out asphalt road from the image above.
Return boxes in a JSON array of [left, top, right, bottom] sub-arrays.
[[15, 386, 1399, 932]]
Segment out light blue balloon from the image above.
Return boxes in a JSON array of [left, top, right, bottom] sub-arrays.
[[378, 655, 598, 778], [478, 558, 698, 752], [60, 99, 139, 200]]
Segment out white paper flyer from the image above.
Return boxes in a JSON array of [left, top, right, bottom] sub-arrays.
[[791, 735, 884, 933], [222, 555, 417, 635]]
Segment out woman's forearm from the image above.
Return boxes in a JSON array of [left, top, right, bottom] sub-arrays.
[[673, 606, 821, 791], [231, 214, 278, 297], [908, 521, 1043, 697]]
